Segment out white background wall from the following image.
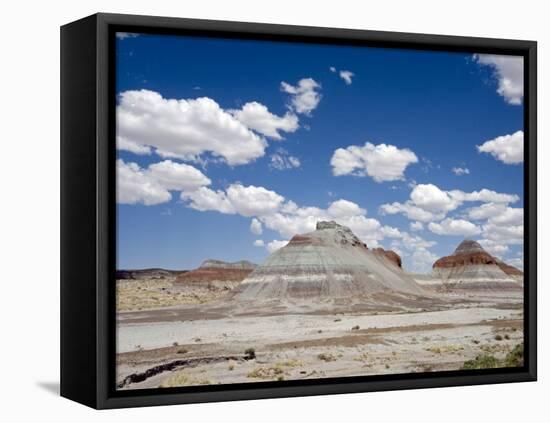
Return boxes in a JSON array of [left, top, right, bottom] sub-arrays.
[[1, 0, 546, 420]]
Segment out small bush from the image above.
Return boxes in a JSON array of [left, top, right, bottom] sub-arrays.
[[177, 348, 188, 354], [244, 348, 256, 360], [461, 354, 501, 370], [504, 334, 510, 340], [159, 371, 211, 388], [495, 334, 503, 341], [351, 325, 360, 331], [462, 343, 523, 370], [317, 353, 337, 362], [278, 359, 303, 368], [247, 366, 284, 379], [504, 343, 524, 367]]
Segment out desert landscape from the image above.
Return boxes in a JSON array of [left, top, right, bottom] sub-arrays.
[[116, 221, 524, 390]]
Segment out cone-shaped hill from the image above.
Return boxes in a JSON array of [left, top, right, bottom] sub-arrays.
[[233, 221, 425, 301], [432, 240, 522, 284]]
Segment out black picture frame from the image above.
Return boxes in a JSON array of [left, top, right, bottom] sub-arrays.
[[60, 12, 537, 409]]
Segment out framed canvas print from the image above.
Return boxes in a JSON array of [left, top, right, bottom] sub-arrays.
[[60, 13, 537, 409]]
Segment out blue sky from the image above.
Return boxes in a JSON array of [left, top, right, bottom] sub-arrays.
[[116, 32, 524, 272]]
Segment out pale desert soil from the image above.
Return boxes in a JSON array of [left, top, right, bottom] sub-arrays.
[[116, 278, 239, 311], [116, 284, 523, 390]]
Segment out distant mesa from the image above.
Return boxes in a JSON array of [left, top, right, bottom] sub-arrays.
[[175, 259, 256, 284], [233, 220, 422, 301], [432, 239, 522, 285], [115, 268, 186, 280]]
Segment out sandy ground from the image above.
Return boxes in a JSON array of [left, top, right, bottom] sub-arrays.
[[116, 277, 239, 311], [116, 280, 523, 390]]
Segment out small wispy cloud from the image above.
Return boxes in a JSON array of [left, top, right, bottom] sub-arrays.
[[452, 167, 470, 176], [329, 67, 354, 85], [339, 70, 354, 85], [269, 149, 301, 171]]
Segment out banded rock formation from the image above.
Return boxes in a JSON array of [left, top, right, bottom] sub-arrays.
[[432, 240, 521, 285], [233, 221, 423, 301]]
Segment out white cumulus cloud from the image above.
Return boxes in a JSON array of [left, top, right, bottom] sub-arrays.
[[477, 130, 524, 164], [410, 248, 440, 273], [253, 239, 265, 247], [181, 181, 409, 250], [117, 160, 171, 205], [327, 199, 366, 218], [380, 202, 444, 223], [181, 184, 285, 217], [448, 188, 519, 204], [489, 207, 523, 226], [410, 184, 460, 213], [474, 54, 523, 105], [410, 221, 424, 231], [250, 218, 263, 235], [482, 223, 523, 245], [147, 160, 211, 191], [380, 183, 519, 223], [117, 159, 210, 206], [280, 78, 322, 115], [331, 142, 418, 182], [230, 101, 299, 140], [116, 89, 268, 165], [477, 239, 509, 258], [428, 218, 481, 236], [467, 202, 507, 220], [181, 187, 236, 214]]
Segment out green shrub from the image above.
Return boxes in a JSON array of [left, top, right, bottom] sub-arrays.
[[462, 343, 524, 370], [504, 343, 524, 367], [461, 354, 501, 370]]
